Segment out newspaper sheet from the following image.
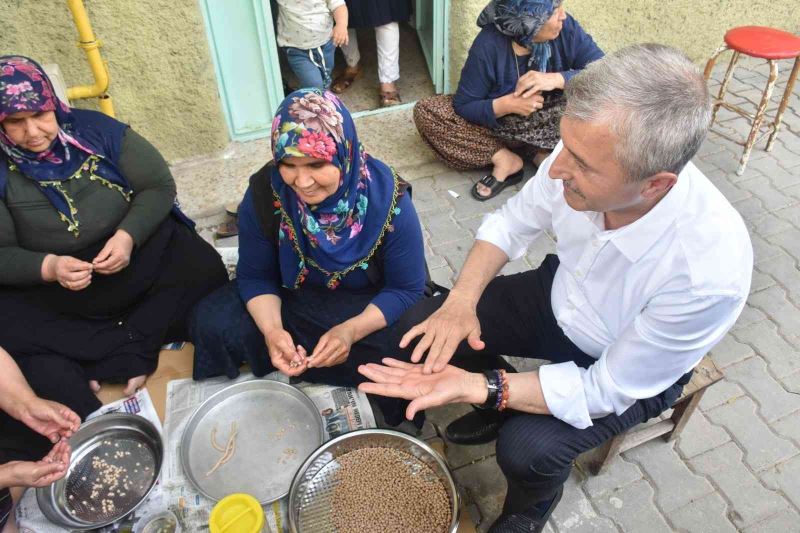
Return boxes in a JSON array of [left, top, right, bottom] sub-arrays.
[[15, 389, 168, 533], [161, 372, 375, 532]]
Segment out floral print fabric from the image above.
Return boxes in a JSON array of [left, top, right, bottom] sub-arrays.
[[0, 56, 133, 235], [270, 88, 401, 289]]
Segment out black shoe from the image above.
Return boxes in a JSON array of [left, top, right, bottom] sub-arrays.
[[445, 408, 504, 445], [489, 485, 564, 533]]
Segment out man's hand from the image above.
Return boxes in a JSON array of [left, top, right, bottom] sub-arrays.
[[265, 329, 307, 377], [42, 254, 93, 290], [0, 441, 71, 488], [332, 24, 349, 47], [399, 292, 485, 374], [514, 71, 565, 98], [92, 229, 134, 275], [358, 358, 487, 419], [14, 397, 80, 443], [308, 323, 355, 369]]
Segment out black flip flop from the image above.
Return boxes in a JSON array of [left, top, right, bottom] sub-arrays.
[[471, 168, 524, 201]]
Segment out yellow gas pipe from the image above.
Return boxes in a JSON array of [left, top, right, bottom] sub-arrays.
[[65, 0, 115, 117]]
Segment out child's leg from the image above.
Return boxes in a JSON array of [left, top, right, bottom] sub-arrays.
[[283, 46, 325, 89], [320, 40, 336, 89]]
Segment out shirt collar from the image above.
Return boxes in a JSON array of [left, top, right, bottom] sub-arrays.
[[600, 163, 693, 263]]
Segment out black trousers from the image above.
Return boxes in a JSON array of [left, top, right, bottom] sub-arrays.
[[397, 255, 687, 512], [0, 217, 228, 463]]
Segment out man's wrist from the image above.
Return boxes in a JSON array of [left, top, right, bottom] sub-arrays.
[[463, 372, 489, 405]]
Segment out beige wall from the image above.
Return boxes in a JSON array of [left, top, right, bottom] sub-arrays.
[[1, 0, 229, 161], [449, 1, 800, 89]]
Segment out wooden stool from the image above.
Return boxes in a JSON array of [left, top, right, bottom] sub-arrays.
[[587, 356, 723, 475], [703, 26, 800, 175]]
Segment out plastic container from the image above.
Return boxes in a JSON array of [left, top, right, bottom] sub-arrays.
[[209, 493, 265, 533], [134, 510, 182, 533]]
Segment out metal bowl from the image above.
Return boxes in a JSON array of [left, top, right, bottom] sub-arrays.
[[37, 413, 163, 530], [180, 379, 324, 504], [288, 429, 460, 533]]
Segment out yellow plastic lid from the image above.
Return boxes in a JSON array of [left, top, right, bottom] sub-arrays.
[[209, 493, 264, 533]]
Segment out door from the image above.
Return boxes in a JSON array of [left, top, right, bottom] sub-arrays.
[[415, 0, 450, 94], [199, 0, 284, 141]]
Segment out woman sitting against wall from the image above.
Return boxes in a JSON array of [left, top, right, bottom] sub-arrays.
[[414, 0, 603, 201], [191, 88, 429, 425], [0, 56, 228, 461]]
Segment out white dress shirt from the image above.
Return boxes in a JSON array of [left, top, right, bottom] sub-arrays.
[[475, 142, 753, 429]]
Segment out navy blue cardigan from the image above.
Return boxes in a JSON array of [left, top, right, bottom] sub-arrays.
[[453, 15, 604, 129]]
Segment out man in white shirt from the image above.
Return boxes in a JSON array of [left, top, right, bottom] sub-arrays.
[[359, 43, 752, 532]]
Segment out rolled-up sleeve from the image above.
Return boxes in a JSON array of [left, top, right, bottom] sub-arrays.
[[475, 162, 558, 260], [540, 291, 746, 429], [236, 188, 281, 303]]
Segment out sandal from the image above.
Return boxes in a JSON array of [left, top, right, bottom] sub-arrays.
[[215, 218, 239, 239], [224, 202, 239, 217], [470, 169, 524, 201], [379, 90, 402, 107], [331, 65, 362, 94]]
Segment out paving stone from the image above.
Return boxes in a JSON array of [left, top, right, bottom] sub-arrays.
[[452, 456, 506, 532], [749, 270, 776, 294], [447, 180, 520, 221], [689, 442, 787, 528], [424, 243, 448, 269], [550, 472, 618, 533], [705, 395, 797, 472], [732, 304, 768, 330], [419, 211, 469, 246], [760, 454, 800, 511], [579, 456, 642, 499], [766, 227, 800, 262], [709, 333, 756, 369], [676, 410, 731, 459], [733, 196, 769, 219], [432, 238, 473, 273], [524, 234, 558, 269], [733, 320, 800, 378], [458, 215, 486, 236], [500, 257, 530, 276], [592, 479, 671, 533], [666, 493, 737, 533], [773, 411, 800, 445], [429, 265, 454, 289], [773, 204, 800, 228], [410, 176, 451, 214], [742, 509, 800, 533], [781, 370, 800, 394], [737, 176, 797, 212], [750, 234, 786, 265], [748, 279, 800, 329], [754, 254, 800, 301], [747, 155, 800, 190], [699, 379, 745, 412], [749, 212, 795, 238], [430, 169, 473, 191], [707, 174, 752, 203], [622, 440, 714, 513], [723, 356, 800, 422]]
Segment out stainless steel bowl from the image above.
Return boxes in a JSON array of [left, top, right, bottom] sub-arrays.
[[288, 429, 460, 533], [37, 413, 163, 530]]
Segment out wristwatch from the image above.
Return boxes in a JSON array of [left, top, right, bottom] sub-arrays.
[[480, 369, 501, 410]]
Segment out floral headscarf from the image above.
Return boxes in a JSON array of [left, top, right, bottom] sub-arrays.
[[270, 89, 401, 290], [0, 55, 133, 235], [477, 0, 563, 72]]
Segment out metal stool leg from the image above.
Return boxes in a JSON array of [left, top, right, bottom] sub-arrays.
[[705, 45, 736, 127], [738, 60, 779, 175], [766, 56, 800, 151]]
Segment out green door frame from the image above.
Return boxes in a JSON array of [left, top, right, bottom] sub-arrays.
[[201, 0, 449, 138]]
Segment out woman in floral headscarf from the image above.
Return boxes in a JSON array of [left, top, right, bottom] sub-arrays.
[[0, 56, 227, 463], [414, 0, 603, 201], [191, 89, 428, 423]]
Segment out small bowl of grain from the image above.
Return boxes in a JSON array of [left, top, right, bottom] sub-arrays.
[[288, 429, 459, 533]]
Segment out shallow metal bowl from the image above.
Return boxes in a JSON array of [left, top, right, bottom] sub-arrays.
[[288, 429, 460, 533], [37, 413, 163, 530], [180, 379, 324, 504]]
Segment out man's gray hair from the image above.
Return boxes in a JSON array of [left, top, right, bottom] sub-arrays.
[[564, 43, 711, 181]]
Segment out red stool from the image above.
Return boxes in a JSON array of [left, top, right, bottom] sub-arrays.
[[703, 26, 800, 175]]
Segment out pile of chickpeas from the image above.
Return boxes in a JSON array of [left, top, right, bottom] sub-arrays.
[[329, 447, 452, 533]]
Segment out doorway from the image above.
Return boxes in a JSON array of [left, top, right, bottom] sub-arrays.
[[199, 0, 450, 141]]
